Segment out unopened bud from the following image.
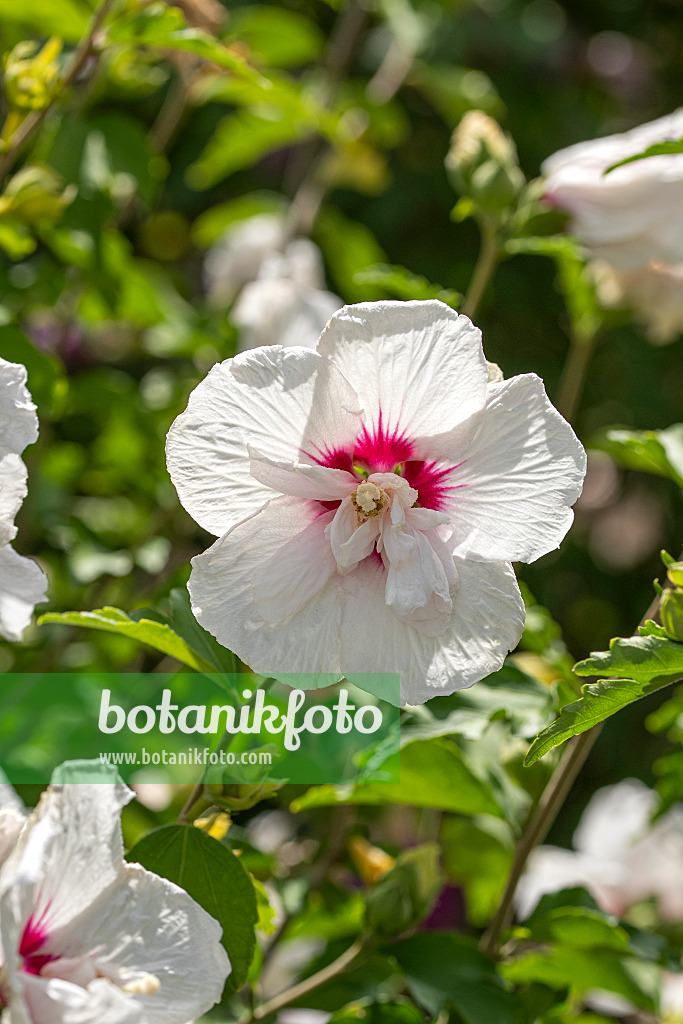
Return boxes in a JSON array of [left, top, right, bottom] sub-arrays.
[[364, 843, 442, 938], [349, 836, 396, 886], [446, 111, 525, 218], [0, 166, 75, 226], [3, 39, 61, 113], [667, 562, 683, 589], [661, 587, 683, 643]]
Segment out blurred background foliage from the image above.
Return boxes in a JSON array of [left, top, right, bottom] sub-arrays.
[[2, 0, 683, 1019]]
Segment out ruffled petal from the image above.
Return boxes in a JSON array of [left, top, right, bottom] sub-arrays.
[[0, 545, 48, 643], [0, 456, 28, 546], [0, 360, 38, 460], [338, 556, 525, 705], [382, 527, 455, 636], [189, 497, 343, 672], [252, 507, 337, 624], [47, 863, 229, 1024], [317, 301, 488, 459], [445, 374, 586, 563], [14, 973, 143, 1024], [328, 499, 379, 573], [248, 449, 356, 500], [166, 347, 363, 536]]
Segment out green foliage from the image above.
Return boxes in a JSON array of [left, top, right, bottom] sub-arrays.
[[593, 425, 683, 487], [38, 605, 220, 674], [353, 264, 461, 306], [605, 137, 683, 172], [126, 823, 258, 992], [365, 843, 442, 938], [526, 635, 683, 764]]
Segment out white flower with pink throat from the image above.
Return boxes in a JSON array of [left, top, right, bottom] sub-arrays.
[[0, 763, 230, 1023], [0, 358, 48, 641], [167, 300, 585, 705]]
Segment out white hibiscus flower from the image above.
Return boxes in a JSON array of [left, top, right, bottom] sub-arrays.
[[204, 214, 341, 352], [0, 358, 48, 642], [0, 764, 230, 1023], [167, 300, 585, 706], [542, 110, 683, 343], [515, 779, 683, 921]]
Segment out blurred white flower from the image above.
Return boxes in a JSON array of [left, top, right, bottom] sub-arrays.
[[0, 358, 48, 641], [543, 109, 683, 342], [516, 779, 683, 920], [0, 767, 230, 1023], [592, 258, 683, 344], [203, 214, 341, 351], [167, 299, 585, 705]]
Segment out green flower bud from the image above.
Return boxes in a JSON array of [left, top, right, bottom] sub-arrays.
[[365, 843, 442, 939], [0, 166, 75, 226], [446, 111, 525, 219], [3, 38, 61, 113], [667, 562, 683, 589], [661, 587, 683, 644]]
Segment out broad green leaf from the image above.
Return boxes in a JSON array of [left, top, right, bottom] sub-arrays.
[[605, 138, 683, 173], [126, 823, 257, 991], [353, 264, 461, 307], [525, 636, 683, 764], [228, 6, 325, 68], [108, 4, 265, 85], [593, 425, 683, 488], [291, 737, 502, 817], [390, 933, 519, 1024], [0, 0, 89, 41], [365, 844, 442, 938], [187, 109, 313, 191], [501, 947, 657, 1011], [38, 607, 218, 673], [165, 589, 238, 673]]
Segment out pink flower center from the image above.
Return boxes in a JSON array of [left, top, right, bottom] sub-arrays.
[[19, 912, 56, 976], [310, 412, 464, 513]]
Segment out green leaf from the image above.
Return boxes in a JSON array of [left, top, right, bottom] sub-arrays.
[[291, 737, 502, 817], [38, 606, 219, 673], [0, 0, 89, 41], [365, 843, 443, 938], [525, 636, 683, 764], [390, 933, 519, 1024], [315, 209, 386, 302], [593, 425, 683, 488], [109, 3, 266, 85], [126, 823, 257, 992], [228, 6, 324, 68], [353, 264, 461, 307], [605, 138, 683, 173]]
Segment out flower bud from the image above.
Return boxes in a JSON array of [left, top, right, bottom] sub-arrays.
[[0, 166, 75, 226], [661, 587, 683, 643], [446, 111, 525, 218], [349, 836, 396, 886], [364, 843, 442, 938], [3, 39, 61, 112], [667, 562, 683, 589]]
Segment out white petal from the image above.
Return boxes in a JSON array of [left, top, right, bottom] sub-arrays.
[[49, 863, 229, 1024], [542, 109, 683, 271], [15, 973, 142, 1024], [339, 556, 525, 705], [248, 449, 356, 500], [0, 360, 38, 460], [382, 527, 455, 636], [234, 277, 340, 352], [404, 506, 450, 530], [252, 506, 337, 624], [204, 213, 287, 307], [328, 499, 379, 572], [0, 456, 28, 546], [446, 374, 586, 563], [189, 497, 343, 672], [0, 545, 48, 642], [0, 782, 133, 945], [166, 347, 362, 536], [317, 301, 488, 459]]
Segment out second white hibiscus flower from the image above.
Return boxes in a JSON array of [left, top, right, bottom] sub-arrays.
[[167, 300, 585, 705]]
